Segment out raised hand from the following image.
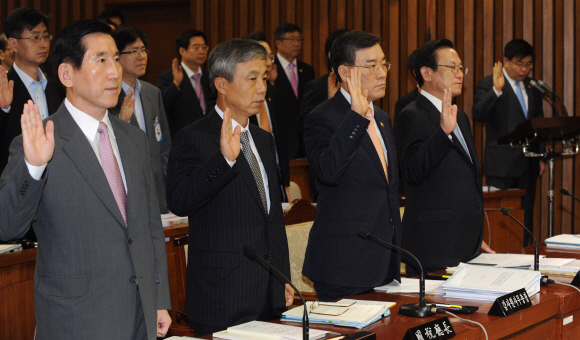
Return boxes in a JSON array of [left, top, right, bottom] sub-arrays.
[[21, 100, 54, 166], [220, 107, 241, 162], [327, 71, 340, 99], [493, 61, 505, 93], [440, 88, 458, 135], [119, 89, 135, 122], [0, 66, 14, 110], [344, 68, 369, 117], [172, 58, 183, 88]]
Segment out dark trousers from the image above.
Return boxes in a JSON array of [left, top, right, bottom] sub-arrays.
[[131, 288, 148, 340]]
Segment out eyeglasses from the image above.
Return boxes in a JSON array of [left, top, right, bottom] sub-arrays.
[[15, 35, 52, 43], [353, 62, 391, 74], [267, 54, 275, 63], [280, 37, 303, 43], [510, 60, 533, 70], [437, 64, 468, 75], [120, 49, 149, 57], [190, 45, 209, 52]]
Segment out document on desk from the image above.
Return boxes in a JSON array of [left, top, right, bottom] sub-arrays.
[[468, 253, 546, 269], [545, 234, 580, 248], [441, 265, 541, 300], [213, 320, 331, 340], [374, 278, 444, 295]]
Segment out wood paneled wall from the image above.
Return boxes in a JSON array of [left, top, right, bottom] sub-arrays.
[[1, 0, 578, 243]]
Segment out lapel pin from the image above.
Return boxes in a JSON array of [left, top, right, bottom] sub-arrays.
[[299, 69, 303, 72], [380, 122, 384, 128], [268, 98, 271, 101]]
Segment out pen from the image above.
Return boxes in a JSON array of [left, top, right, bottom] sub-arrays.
[[327, 336, 345, 340]]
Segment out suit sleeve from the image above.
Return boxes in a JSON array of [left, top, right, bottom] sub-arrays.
[[395, 109, 455, 185], [0, 136, 46, 241], [472, 76, 502, 122], [166, 128, 239, 217], [305, 107, 370, 186], [156, 71, 180, 115], [155, 88, 172, 181]]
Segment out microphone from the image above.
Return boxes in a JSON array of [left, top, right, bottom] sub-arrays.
[[243, 245, 309, 340], [538, 80, 570, 117], [357, 228, 435, 318], [530, 80, 561, 117], [538, 80, 554, 94], [560, 188, 580, 203]]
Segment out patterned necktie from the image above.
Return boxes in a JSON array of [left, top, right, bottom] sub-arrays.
[[192, 73, 206, 113], [367, 115, 388, 183], [515, 81, 528, 118], [240, 131, 268, 213], [288, 63, 298, 98], [97, 122, 127, 225]]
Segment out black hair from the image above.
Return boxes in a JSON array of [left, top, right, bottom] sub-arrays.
[[176, 29, 207, 57], [325, 29, 349, 62], [330, 30, 382, 83], [242, 30, 268, 43], [0, 34, 6, 52], [52, 20, 112, 70], [4, 8, 50, 39], [111, 26, 148, 52], [407, 48, 420, 81], [504, 39, 535, 61], [274, 23, 302, 40], [98, 8, 125, 27], [413, 38, 455, 87]]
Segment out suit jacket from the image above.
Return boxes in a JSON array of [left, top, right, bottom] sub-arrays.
[[156, 67, 216, 137], [110, 80, 172, 213], [249, 83, 290, 190], [0, 67, 65, 173], [273, 56, 315, 159], [302, 90, 401, 287], [394, 87, 420, 122], [0, 104, 171, 340], [395, 94, 483, 272], [166, 109, 290, 329], [472, 75, 544, 178]]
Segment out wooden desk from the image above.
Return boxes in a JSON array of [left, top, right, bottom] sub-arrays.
[[482, 189, 526, 253]]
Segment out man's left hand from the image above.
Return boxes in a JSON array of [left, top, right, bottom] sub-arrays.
[[285, 284, 295, 307], [157, 309, 172, 337]]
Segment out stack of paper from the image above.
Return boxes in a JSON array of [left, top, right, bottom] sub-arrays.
[[545, 234, 580, 249], [441, 265, 541, 301], [374, 278, 445, 295], [468, 253, 546, 269], [161, 213, 188, 227], [0, 244, 22, 254], [213, 321, 332, 340], [282, 299, 394, 329]]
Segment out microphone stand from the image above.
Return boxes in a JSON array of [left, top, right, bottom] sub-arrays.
[[539, 81, 570, 117]]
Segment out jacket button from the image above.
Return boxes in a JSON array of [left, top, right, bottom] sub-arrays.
[[355, 124, 360, 128], [128, 238, 133, 245], [130, 276, 137, 283], [478, 206, 483, 210], [389, 218, 393, 223], [350, 135, 354, 139]]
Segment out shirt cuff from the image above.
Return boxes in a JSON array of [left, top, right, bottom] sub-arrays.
[[25, 160, 47, 180], [224, 156, 236, 168], [2, 105, 11, 113], [493, 87, 502, 97]]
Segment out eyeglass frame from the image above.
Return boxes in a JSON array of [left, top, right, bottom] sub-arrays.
[[266, 54, 275, 63], [14, 34, 52, 44], [279, 37, 303, 43], [120, 48, 150, 57], [189, 44, 209, 52], [352, 61, 391, 74], [436, 64, 469, 75], [508, 59, 534, 70]]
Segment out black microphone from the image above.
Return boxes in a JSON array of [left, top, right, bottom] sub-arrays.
[[243, 245, 309, 340], [561, 188, 580, 204], [500, 208, 539, 271], [357, 228, 435, 318], [538, 80, 554, 94], [538, 80, 570, 117], [530, 80, 561, 117]]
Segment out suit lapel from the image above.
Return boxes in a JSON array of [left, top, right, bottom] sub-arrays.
[[9, 68, 33, 103], [250, 124, 279, 213], [374, 111, 396, 185], [140, 86, 155, 133], [503, 81, 527, 120], [58, 107, 127, 228]]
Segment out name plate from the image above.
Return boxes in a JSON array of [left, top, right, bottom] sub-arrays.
[[488, 288, 532, 317], [403, 316, 455, 340]]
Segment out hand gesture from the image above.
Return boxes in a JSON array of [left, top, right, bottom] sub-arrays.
[[327, 71, 341, 99], [119, 89, 135, 122], [156, 310, 172, 337], [440, 89, 458, 135], [345, 68, 369, 117], [172, 58, 183, 88], [21, 100, 54, 166], [493, 61, 505, 93], [220, 107, 241, 162], [0, 66, 14, 110], [285, 283, 295, 307]]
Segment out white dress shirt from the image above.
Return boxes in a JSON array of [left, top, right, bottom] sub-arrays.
[[493, 68, 529, 113], [276, 53, 299, 86], [3, 63, 49, 118]]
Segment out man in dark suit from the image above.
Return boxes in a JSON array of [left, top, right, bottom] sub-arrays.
[[0, 8, 65, 174], [0, 20, 171, 339], [243, 30, 291, 201], [166, 39, 293, 337], [396, 39, 493, 277], [473, 39, 544, 247], [110, 27, 171, 213], [303, 31, 401, 301], [156, 30, 216, 137], [273, 23, 315, 159]]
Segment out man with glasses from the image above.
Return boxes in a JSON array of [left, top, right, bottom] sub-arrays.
[[0, 8, 65, 174], [395, 39, 493, 277], [110, 27, 172, 213], [156, 29, 216, 137], [303, 31, 401, 301], [273, 23, 315, 159], [473, 39, 544, 247]]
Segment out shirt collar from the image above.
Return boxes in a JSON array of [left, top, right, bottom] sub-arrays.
[[65, 98, 115, 141], [502, 67, 519, 89], [339, 87, 375, 115], [13, 62, 47, 89], [276, 53, 297, 70], [215, 105, 249, 131], [181, 62, 202, 80], [122, 79, 141, 97], [420, 90, 443, 112]]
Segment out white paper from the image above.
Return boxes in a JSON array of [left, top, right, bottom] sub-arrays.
[[374, 278, 444, 294], [216, 321, 328, 340]]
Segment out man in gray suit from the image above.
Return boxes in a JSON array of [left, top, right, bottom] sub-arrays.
[[110, 26, 171, 213], [0, 20, 171, 339]]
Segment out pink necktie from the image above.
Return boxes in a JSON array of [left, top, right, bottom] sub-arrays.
[[289, 63, 298, 98], [192, 73, 206, 113], [98, 122, 127, 225]]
